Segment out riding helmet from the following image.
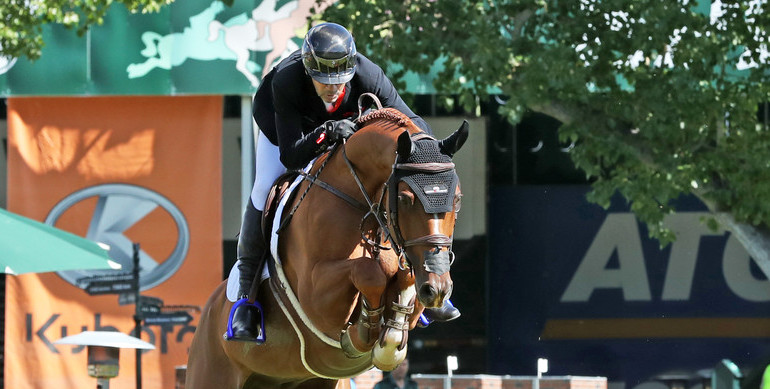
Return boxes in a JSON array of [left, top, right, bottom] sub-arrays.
[[301, 23, 357, 84]]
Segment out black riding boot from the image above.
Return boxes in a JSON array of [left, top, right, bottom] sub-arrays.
[[226, 200, 267, 342], [425, 300, 461, 321], [419, 300, 461, 327]]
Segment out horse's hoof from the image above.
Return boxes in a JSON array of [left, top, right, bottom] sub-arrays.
[[373, 344, 407, 371], [372, 327, 407, 370]]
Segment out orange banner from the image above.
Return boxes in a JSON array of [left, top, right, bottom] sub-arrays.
[[5, 96, 223, 388]]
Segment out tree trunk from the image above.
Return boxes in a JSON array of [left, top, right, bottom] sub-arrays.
[[715, 213, 770, 278]]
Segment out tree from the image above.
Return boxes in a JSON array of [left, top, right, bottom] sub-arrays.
[[322, 0, 770, 274], [0, 0, 175, 60]]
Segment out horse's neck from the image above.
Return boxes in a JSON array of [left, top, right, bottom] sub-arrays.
[[338, 127, 402, 193]]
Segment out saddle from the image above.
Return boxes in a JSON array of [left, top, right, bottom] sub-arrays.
[[261, 171, 300, 247]]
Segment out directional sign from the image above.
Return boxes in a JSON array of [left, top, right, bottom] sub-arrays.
[[139, 304, 161, 315], [78, 272, 134, 285], [85, 280, 136, 295], [143, 311, 193, 326], [118, 293, 137, 305], [119, 293, 164, 308]]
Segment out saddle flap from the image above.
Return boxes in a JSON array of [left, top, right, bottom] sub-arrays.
[[262, 171, 300, 244]]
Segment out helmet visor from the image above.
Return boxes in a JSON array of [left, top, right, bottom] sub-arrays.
[[305, 54, 356, 84]]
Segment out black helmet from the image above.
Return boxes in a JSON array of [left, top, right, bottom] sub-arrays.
[[302, 23, 357, 84]]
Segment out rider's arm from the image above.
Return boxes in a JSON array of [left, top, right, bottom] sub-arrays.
[[274, 102, 327, 170], [272, 77, 329, 170], [356, 54, 433, 134]]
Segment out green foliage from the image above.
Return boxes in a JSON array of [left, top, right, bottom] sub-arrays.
[[0, 0, 173, 60], [322, 0, 770, 244]]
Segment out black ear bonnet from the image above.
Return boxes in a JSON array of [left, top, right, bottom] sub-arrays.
[[390, 135, 458, 214]]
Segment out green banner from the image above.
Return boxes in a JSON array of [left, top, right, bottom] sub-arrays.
[[0, 0, 315, 96]]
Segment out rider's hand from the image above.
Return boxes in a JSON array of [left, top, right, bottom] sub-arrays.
[[323, 119, 356, 143]]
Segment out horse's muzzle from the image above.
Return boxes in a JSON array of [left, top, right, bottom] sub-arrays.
[[416, 249, 453, 307], [417, 281, 453, 308]]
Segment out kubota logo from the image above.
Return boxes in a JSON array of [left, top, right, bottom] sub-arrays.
[[45, 184, 190, 291]]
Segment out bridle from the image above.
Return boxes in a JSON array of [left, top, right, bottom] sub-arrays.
[[286, 129, 457, 273], [338, 132, 457, 271], [284, 95, 457, 272]]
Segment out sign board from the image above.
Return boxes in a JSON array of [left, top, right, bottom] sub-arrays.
[[144, 312, 193, 326], [139, 304, 162, 315], [118, 294, 164, 307], [85, 280, 136, 295], [0, 0, 319, 96], [0, 0, 439, 97]]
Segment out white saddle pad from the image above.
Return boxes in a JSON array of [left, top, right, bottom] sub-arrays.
[[226, 165, 311, 302]]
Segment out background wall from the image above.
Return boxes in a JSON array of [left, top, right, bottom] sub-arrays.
[[1, 103, 7, 209]]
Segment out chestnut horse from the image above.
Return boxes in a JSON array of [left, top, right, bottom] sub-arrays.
[[186, 107, 469, 389]]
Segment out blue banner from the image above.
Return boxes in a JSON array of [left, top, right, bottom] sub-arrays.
[[489, 186, 770, 387]]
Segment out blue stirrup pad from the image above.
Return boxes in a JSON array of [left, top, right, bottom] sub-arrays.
[[225, 298, 266, 343], [418, 313, 431, 327]]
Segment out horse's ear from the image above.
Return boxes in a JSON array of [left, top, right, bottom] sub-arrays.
[[439, 120, 469, 157], [397, 131, 413, 160]]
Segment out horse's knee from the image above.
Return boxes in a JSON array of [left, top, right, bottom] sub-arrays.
[[350, 259, 388, 303]]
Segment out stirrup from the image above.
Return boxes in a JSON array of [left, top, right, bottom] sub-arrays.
[[417, 313, 431, 328], [225, 297, 266, 343]]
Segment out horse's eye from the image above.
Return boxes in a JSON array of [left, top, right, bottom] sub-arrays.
[[398, 192, 415, 206], [454, 194, 463, 212]]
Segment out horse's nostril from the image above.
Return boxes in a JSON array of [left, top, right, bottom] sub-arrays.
[[418, 284, 437, 302]]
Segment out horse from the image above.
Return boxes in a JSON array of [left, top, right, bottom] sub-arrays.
[[185, 106, 469, 389]]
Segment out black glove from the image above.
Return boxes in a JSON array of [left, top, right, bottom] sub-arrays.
[[323, 119, 356, 143]]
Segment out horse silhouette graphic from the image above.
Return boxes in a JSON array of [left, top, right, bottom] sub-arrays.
[[127, 0, 323, 87], [0, 42, 16, 75]]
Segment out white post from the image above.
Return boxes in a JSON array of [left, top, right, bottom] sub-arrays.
[[535, 358, 548, 389], [241, 95, 255, 212], [445, 355, 458, 389], [96, 378, 110, 389]]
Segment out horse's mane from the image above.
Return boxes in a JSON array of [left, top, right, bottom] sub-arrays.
[[358, 108, 413, 128]]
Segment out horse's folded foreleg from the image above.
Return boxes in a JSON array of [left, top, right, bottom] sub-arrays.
[[372, 286, 415, 371], [340, 296, 383, 358]]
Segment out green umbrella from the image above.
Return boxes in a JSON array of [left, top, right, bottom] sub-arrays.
[[0, 208, 121, 275]]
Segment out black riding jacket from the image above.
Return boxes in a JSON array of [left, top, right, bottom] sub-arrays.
[[253, 51, 431, 170]]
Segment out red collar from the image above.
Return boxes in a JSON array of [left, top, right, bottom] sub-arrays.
[[327, 86, 346, 113]]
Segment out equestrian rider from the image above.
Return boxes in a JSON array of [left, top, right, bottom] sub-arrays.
[[228, 22, 460, 342]]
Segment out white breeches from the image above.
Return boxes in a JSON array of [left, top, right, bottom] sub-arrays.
[[250, 131, 287, 211]]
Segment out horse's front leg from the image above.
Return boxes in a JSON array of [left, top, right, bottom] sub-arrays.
[[372, 268, 416, 371], [341, 253, 396, 357]]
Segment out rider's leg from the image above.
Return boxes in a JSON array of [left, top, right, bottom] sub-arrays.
[[228, 199, 267, 341], [226, 132, 286, 342]]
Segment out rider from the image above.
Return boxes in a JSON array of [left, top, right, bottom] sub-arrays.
[[227, 22, 460, 342]]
